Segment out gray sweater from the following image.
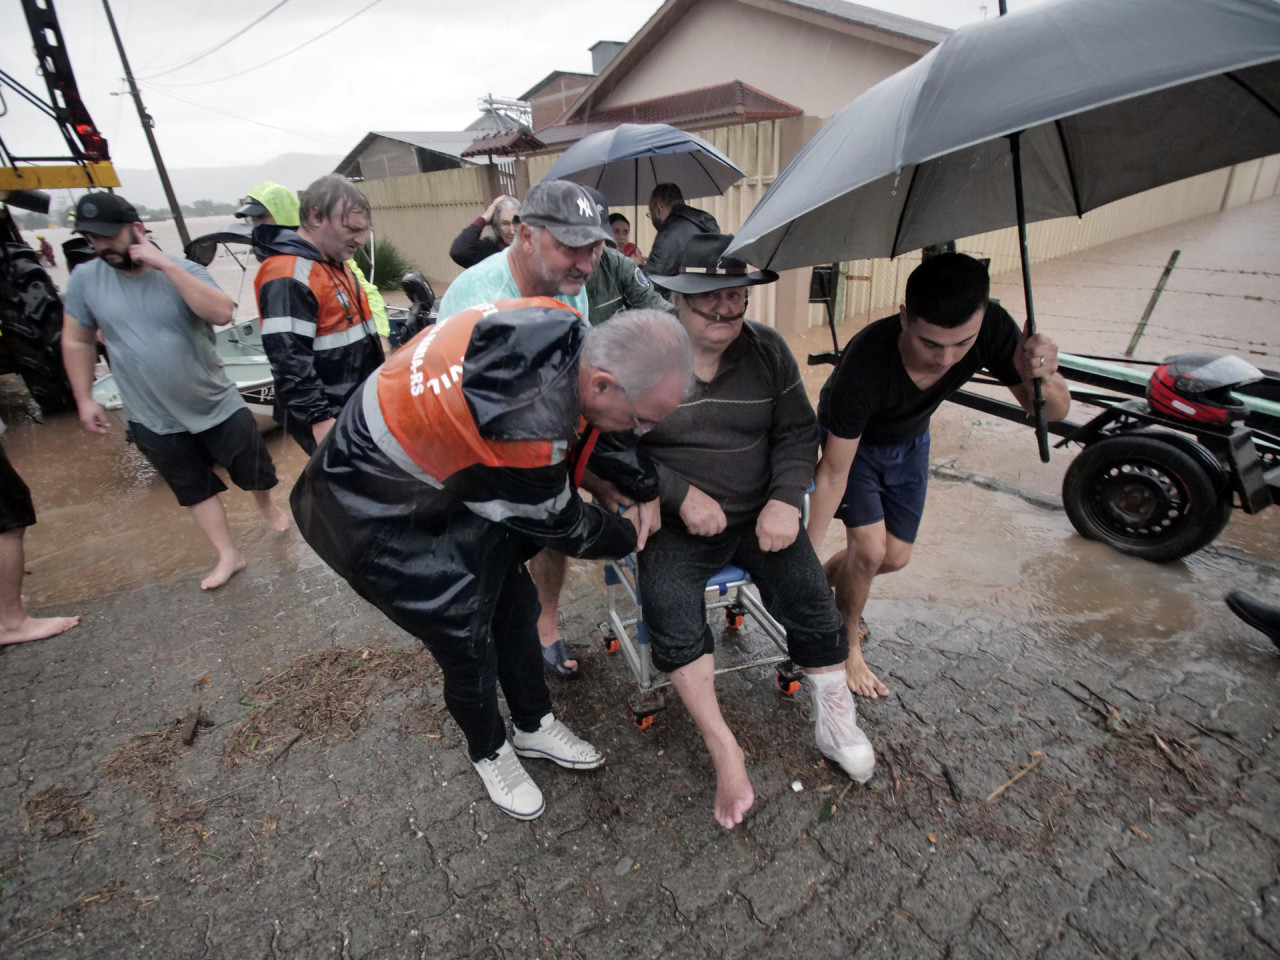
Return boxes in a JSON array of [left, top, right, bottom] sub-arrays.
[[640, 320, 817, 527]]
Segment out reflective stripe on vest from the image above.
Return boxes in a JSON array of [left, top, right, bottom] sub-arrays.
[[261, 316, 317, 338], [361, 366, 573, 523], [360, 375, 443, 488], [314, 320, 377, 351]]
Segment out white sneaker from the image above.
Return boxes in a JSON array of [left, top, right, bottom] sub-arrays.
[[809, 671, 876, 783], [472, 742, 545, 820], [512, 713, 605, 770]]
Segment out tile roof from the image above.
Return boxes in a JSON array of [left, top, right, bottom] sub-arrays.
[[461, 130, 547, 158], [536, 80, 802, 147], [777, 0, 950, 44]]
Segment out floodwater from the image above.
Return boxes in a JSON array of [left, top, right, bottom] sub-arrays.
[[9, 200, 1279, 661]]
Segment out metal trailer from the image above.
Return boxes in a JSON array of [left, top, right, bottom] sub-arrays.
[[947, 352, 1280, 563]]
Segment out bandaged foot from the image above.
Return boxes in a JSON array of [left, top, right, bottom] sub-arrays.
[[809, 669, 876, 783]]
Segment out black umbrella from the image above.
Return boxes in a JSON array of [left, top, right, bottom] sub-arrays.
[[727, 0, 1280, 461], [183, 220, 252, 267], [542, 122, 745, 207]]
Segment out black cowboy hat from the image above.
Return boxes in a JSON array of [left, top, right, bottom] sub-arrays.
[[648, 233, 778, 294]]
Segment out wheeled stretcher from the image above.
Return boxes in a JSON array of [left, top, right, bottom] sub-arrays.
[[600, 556, 804, 729]]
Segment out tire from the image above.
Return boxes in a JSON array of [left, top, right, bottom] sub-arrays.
[[0, 244, 76, 415], [1062, 433, 1233, 563]]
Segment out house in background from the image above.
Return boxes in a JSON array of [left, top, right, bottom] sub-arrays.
[[335, 101, 528, 181], [336, 42, 627, 184], [517, 0, 950, 331], [351, 0, 953, 325], [551, 0, 946, 128]]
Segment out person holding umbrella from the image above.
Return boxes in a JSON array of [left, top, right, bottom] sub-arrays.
[[644, 183, 719, 282], [806, 253, 1071, 698]]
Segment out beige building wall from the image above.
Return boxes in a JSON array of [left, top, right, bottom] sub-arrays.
[[360, 166, 499, 292], [828, 158, 1280, 335], [595, 0, 922, 118]]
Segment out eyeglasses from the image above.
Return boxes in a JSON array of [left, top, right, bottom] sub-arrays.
[[619, 383, 659, 435]]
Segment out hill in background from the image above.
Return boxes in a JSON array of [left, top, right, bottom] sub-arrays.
[[113, 152, 344, 210]]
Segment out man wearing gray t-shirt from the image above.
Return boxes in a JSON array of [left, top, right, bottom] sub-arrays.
[[61, 193, 290, 591]]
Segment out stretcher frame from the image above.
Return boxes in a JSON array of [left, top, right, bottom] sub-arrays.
[[601, 555, 802, 725]]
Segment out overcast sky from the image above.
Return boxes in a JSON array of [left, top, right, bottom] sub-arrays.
[[3, 0, 1033, 171]]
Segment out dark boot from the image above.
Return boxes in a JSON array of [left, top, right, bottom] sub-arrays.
[[1225, 591, 1280, 649]]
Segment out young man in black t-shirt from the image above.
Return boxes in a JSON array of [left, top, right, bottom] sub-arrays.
[[806, 254, 1071, 698]]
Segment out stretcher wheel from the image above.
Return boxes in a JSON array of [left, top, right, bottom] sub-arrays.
[[725, 603, 747, 630], [776, 671, 800, 696], [633, 711, 656, 730]]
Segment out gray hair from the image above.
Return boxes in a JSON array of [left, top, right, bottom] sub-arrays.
[[488, 197, 521, 239], [582, 309, 695, 399], [298, 174, 370, 227]]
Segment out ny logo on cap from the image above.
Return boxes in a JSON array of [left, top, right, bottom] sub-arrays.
[[576, 196, 593, 218]]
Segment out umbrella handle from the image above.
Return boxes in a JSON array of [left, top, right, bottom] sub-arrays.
[[1008, 130, 1051, 465], [1032, 379, 1050, 463]]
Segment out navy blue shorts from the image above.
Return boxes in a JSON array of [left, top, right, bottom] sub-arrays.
[[834, 431, 930, 543]]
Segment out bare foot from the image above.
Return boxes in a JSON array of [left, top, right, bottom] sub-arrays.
[[707, 739, 754, 829], [0, 614, 80, 646], [257, 497, 291, 533], [200, 553, 247, 590], [845, 645, 890, 698]]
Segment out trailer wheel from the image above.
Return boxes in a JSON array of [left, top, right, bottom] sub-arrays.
[[1063, 434, 1232, 562]]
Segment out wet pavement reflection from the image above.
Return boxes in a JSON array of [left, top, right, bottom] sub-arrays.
[[2, 384, 316, 607]]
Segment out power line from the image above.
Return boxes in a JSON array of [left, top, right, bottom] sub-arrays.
[[153, 0, 386, 88], [140, 0, 293, 80], [138, 0, 218, 72], [137, 79, 353, 145]]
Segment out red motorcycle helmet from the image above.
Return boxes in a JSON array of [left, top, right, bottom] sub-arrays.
[[1147, 353, 1261, 425]]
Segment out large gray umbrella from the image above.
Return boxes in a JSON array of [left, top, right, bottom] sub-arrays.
[[542, 123, 745, 206], [725, 0, 1280, 459]]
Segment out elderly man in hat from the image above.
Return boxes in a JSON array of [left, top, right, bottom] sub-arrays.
[[639, 233, 875, 830]]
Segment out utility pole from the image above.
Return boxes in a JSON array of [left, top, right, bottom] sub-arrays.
[[101, 0, 189, 247]]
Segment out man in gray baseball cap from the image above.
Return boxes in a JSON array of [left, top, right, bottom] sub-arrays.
[[437, 179, 611, 321]]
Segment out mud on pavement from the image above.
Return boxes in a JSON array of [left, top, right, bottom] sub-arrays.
[[1, 516, 1278, 959]]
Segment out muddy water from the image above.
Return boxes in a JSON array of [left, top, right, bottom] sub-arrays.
[[2, 385, 318, 607]]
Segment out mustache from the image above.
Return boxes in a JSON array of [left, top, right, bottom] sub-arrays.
[[690, 305, 746, 323]]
